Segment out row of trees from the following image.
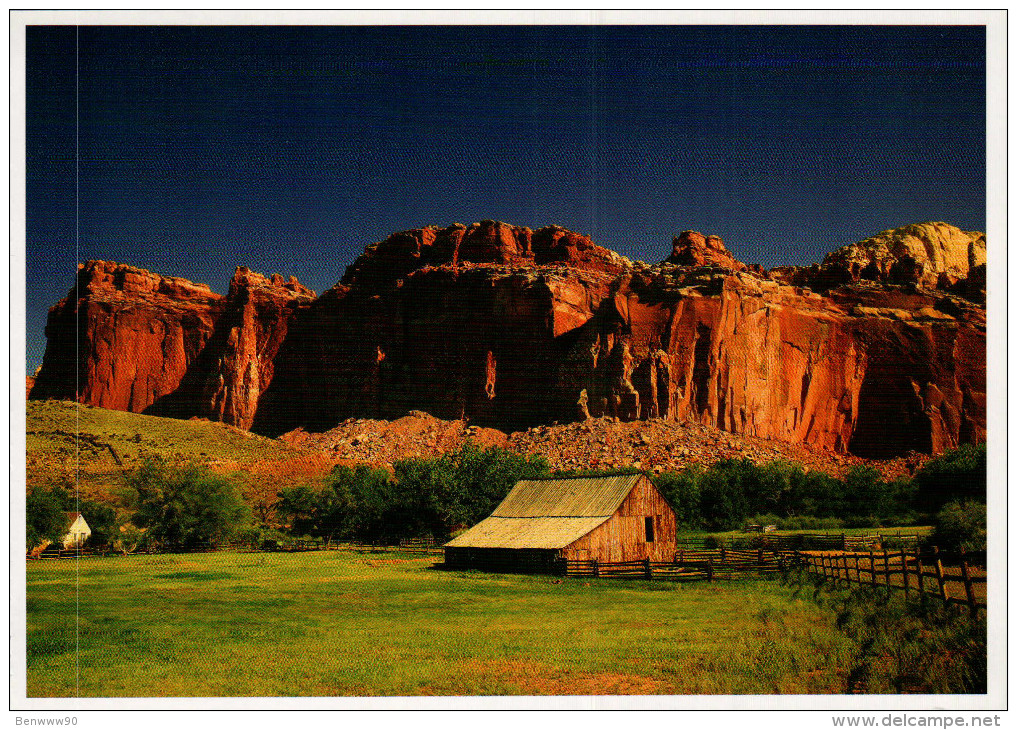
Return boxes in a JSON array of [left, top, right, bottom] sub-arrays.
[[275, 445, 550, 545], [26, 442, 986, 552]]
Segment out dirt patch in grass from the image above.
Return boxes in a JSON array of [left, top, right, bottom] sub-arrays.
[[420, 659, 670, 696]]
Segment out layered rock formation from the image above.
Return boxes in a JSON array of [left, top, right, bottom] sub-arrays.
[[31, 221, 987, 457]]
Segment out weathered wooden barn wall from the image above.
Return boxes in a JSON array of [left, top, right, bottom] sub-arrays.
[[561, 476, 676, 563]]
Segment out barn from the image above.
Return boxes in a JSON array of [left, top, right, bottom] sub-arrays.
[[444, 474, 676, 573]]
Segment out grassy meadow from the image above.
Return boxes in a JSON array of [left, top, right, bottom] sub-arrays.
[[26, 550, 856, 697]]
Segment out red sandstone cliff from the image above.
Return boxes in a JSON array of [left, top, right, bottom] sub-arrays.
[[30, 222, 987, 456], [31, 260, 314, 430]]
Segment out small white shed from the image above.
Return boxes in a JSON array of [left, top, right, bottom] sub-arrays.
[[62, 512, 91, 548]]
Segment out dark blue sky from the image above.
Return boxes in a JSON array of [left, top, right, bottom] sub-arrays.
[[25, 25, 986, 373]]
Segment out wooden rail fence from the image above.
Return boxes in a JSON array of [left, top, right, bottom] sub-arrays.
[[562, 548, 791, 581], [797, 547, 986, 617]]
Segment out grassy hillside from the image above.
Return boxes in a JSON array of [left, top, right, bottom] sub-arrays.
[[25, 400, 334, 505], [26, 550, 855, 697]]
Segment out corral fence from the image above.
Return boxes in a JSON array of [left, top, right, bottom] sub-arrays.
[[795, 547, 986, 617], [562, 547, 792, 581]]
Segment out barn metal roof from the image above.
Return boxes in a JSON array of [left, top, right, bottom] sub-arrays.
[[444, 474, 646, 549], [493, 474, 644, 518], [444, 516, 610, 549]]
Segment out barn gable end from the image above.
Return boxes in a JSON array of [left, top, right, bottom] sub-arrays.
[[561, 476, 676, 563]]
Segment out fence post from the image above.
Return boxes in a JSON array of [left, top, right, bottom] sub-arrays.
[[593, 558, 599, 578], [933, 546, 949, 602], [644, 557, 652, 580], [902, 550, 910, 594], [916, 552, 925, 594], [883, 551, 891, 588], [679, 548, 685, 566], [720, 546, 726, 565], [870, 549, 877, 587], [852, 552, 860, 585], [758, 548, 764, 567], [706, 558, 714, 582], [960, 551, 977, 617]]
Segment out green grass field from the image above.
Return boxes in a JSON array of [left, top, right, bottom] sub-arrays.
[[26, 550, 857, 697]]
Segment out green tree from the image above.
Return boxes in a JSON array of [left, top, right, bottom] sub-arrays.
[[127, 460, 251, 550], [653, 467, 703, 530], [697, 462, 750, 530], [78, 500, 118, 549], [799, 470, 848, 518], [390, 444, 551, 539], [277, 464, 407, 544], [26, 486, 68, 550], [750, 460, 806, 516], [842, 465, 893, 522], [318, 464, 395, 544], [275, 483, 320, 537]]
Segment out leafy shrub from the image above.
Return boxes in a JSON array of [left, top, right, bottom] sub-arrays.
[[843, 514, 883, 529], [931, 500, 986, 553], [112, 522, 149, 555], [780, 515, 844, 531]]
